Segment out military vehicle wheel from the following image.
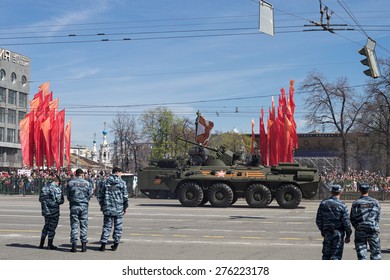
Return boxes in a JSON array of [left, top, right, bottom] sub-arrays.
[[207, 183, 234, 207], [231, 193, 239, 205], [199, 195, 209, 206], [245, 184, 272, 208], [177, 182, 204, 207], [275, 184, 302, 209]]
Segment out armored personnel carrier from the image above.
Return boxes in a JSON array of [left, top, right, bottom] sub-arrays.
[[136, 158, 179, 199], [137, 141, 237, 199], [137, 141, 320, 208]]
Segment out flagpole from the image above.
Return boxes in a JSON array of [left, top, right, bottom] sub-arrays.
[[195, 110, 200, 142]]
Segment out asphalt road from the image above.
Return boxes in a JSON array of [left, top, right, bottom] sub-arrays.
[[0, 195, 389, 260]]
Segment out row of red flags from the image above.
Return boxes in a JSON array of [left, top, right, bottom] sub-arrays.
[[19, 82, 72, 170], [194, 80, 297, 166], [252, 80, 298, 166]]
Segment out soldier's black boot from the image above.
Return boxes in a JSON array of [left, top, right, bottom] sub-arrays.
[[81, 242, 87, 252], [99, 243, 106, 252], [111, 243, 119, 251], [39, 236, 46, 249], [48, 239, 57, 250], [70, 243, 77, 253]]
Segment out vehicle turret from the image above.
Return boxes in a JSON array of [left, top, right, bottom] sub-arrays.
[[180, 138, 235, 166]]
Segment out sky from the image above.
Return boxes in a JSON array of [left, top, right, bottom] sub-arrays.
[[2, 0, 390, 149]]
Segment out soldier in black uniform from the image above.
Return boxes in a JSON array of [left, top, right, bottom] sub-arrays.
[[66, 169, 93, 253], [97, 167, 128, 252], [39, 175, 64, 250], [350, 183, 381, 260], [316, 185, 352, 260]]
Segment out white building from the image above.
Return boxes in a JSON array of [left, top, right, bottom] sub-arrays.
[[0, 48, 31, 170]]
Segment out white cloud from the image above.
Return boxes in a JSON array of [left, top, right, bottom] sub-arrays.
[[32, 0, 111, 35]]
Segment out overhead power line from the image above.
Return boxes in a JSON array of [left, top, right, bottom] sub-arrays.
[[57, 84, 365, 111], [0, 5, 387, 51], [2, 27, 375, 47], [7, 24, 390, 42], [0, 14, 260, 31], [336, 0, 370, 38]]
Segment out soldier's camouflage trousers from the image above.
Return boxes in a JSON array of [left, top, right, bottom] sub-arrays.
[[100, 215, 123, 244], [69, 206, 89, 244], [41, 216, 59, 240], [354, 230, 381, 260], [322, 230, 345, 260]]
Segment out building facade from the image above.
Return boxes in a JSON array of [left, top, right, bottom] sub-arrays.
[[0, 48, 31, 170]]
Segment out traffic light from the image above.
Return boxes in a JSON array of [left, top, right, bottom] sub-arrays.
[[358, 37, 380, 79]]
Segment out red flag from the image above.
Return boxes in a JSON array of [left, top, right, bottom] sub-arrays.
[[41, 115, 53, 168], [259, 108, 268, 165], [288, 80, 298, 153], [65, 119, 71, 166], [289, 80, 296, 115], [19, 114, 31, 167], [285, 100, 298, 152], [263, 81, 298, 165], [39, 82, 50, 95], [50, 113, 60, 169], [30, 97, 40, 114], [33, 90, 43, 104], [267, 118, 278, 166], [270, 96, 276, 121], [28, 111, 35, 166], [34, 114, 44, 168], [195, 114, 214, 146], [57, 110, 65, 168], [280, 88, 288, 115], [251, 118, 255, 154], [45, 91, 53, 103], [284, 116, 293, 162], [49, 98, 59, 111], [39, 97, 50, 115], [28, 83, 67, 168], [276, 102, 282, 162]]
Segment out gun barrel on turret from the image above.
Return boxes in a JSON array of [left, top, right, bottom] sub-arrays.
[[179, 138, 234, 166], [178, 138, 219, 152]]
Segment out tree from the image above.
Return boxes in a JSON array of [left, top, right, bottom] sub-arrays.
[[125, 115, 145, 172], [300, 71, 366, 171], [170, 116, 195, 158], [140, 108, 198, 160], [140, 107, 175, 160], [110, 112, 143, 172], [110, 112, 131, 170], [358, 59, 390, 175], [210, 131, 251, 154]]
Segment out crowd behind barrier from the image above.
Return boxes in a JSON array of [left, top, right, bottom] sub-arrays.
[[0, 169, 112, 196], [321, 168, 389, 192], [318, 169, 390, 201], [1, 168, 390, 200]]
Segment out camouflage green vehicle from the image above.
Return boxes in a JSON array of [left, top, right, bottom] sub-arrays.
[[137, 159, 179, 199], [137, 142, 320, 209], [137, 143, 237, 199]]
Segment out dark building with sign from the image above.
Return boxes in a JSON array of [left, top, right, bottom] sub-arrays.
[[248, 132, 382, 173], [294, 133, 342, 171], [0, 48, 31, 170]]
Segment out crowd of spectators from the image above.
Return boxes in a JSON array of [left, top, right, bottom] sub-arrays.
[[1, 167, 390, 195], [320, 168, 390, 192], [0, 168, 111, 195]]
